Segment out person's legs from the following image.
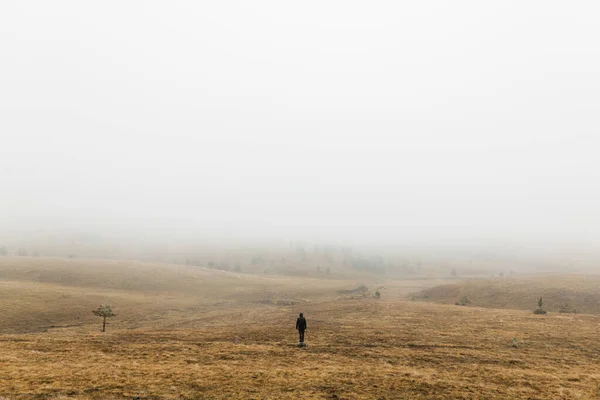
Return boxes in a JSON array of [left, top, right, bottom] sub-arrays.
[[299, 330, 305, 343]]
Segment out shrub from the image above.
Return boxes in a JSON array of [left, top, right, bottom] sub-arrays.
[[358, 284, 368, 297], [559, 303, 577, 313], [375, 291, 381, 299], [455, 296, 471, 306]]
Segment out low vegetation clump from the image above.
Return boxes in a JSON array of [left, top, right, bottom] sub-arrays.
[[558, 302, 578, 313], [455, 296, 471, 306]]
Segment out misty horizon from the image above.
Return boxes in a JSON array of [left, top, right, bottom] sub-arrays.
[[2, 1, 599, 248]]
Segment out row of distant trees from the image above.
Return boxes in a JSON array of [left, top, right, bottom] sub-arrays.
[[346, 255, 386, 274], [0, 246, 40, 257], [315, 265, 331, 274], [451, 268, 518, 277], [186, 259, 242, 272], [179, 244, 424, 277]]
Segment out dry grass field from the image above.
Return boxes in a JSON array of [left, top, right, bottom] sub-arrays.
[[0, 257, 369, 335], [2, 257, 600, 399], [413, 274, 600, 314]]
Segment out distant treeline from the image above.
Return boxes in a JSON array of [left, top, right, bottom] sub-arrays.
[[0, 246, 40, 257], [186, 259, 242, 272], [345, 255, 386, 274]]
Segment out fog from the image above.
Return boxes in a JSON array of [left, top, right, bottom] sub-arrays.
[[1, 1, 599, 251]]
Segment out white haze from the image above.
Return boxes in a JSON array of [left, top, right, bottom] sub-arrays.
[[1, 1, 599, 248]]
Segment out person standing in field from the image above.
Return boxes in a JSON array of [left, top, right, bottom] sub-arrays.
[[296, 312, 307, 344]]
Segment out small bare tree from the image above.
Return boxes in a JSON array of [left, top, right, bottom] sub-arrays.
[[92, 305, 116, 332], [533, 297, 547, 314]]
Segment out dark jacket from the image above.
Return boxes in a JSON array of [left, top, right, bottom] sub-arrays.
[[296, 317, 307, 331]]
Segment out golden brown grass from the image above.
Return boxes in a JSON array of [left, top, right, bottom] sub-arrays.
[[2, 299, 600, 399], [413, 274, 600, 314], [2, 257, 600, 399], [0, 257, 372, 334]]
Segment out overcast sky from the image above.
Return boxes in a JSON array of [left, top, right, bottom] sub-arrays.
[[1, 1, 599, 246]]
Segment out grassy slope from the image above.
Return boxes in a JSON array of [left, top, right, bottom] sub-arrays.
[[2, 257, 600, 399], [2, 299, 600, 399], [0, 257, 367, 334], [412, 274, 600, 313]]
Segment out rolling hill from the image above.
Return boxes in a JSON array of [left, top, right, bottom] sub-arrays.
[[412, 274, 600, 314], [2, 256, 600, 398], [0, 256, 362, 334]]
